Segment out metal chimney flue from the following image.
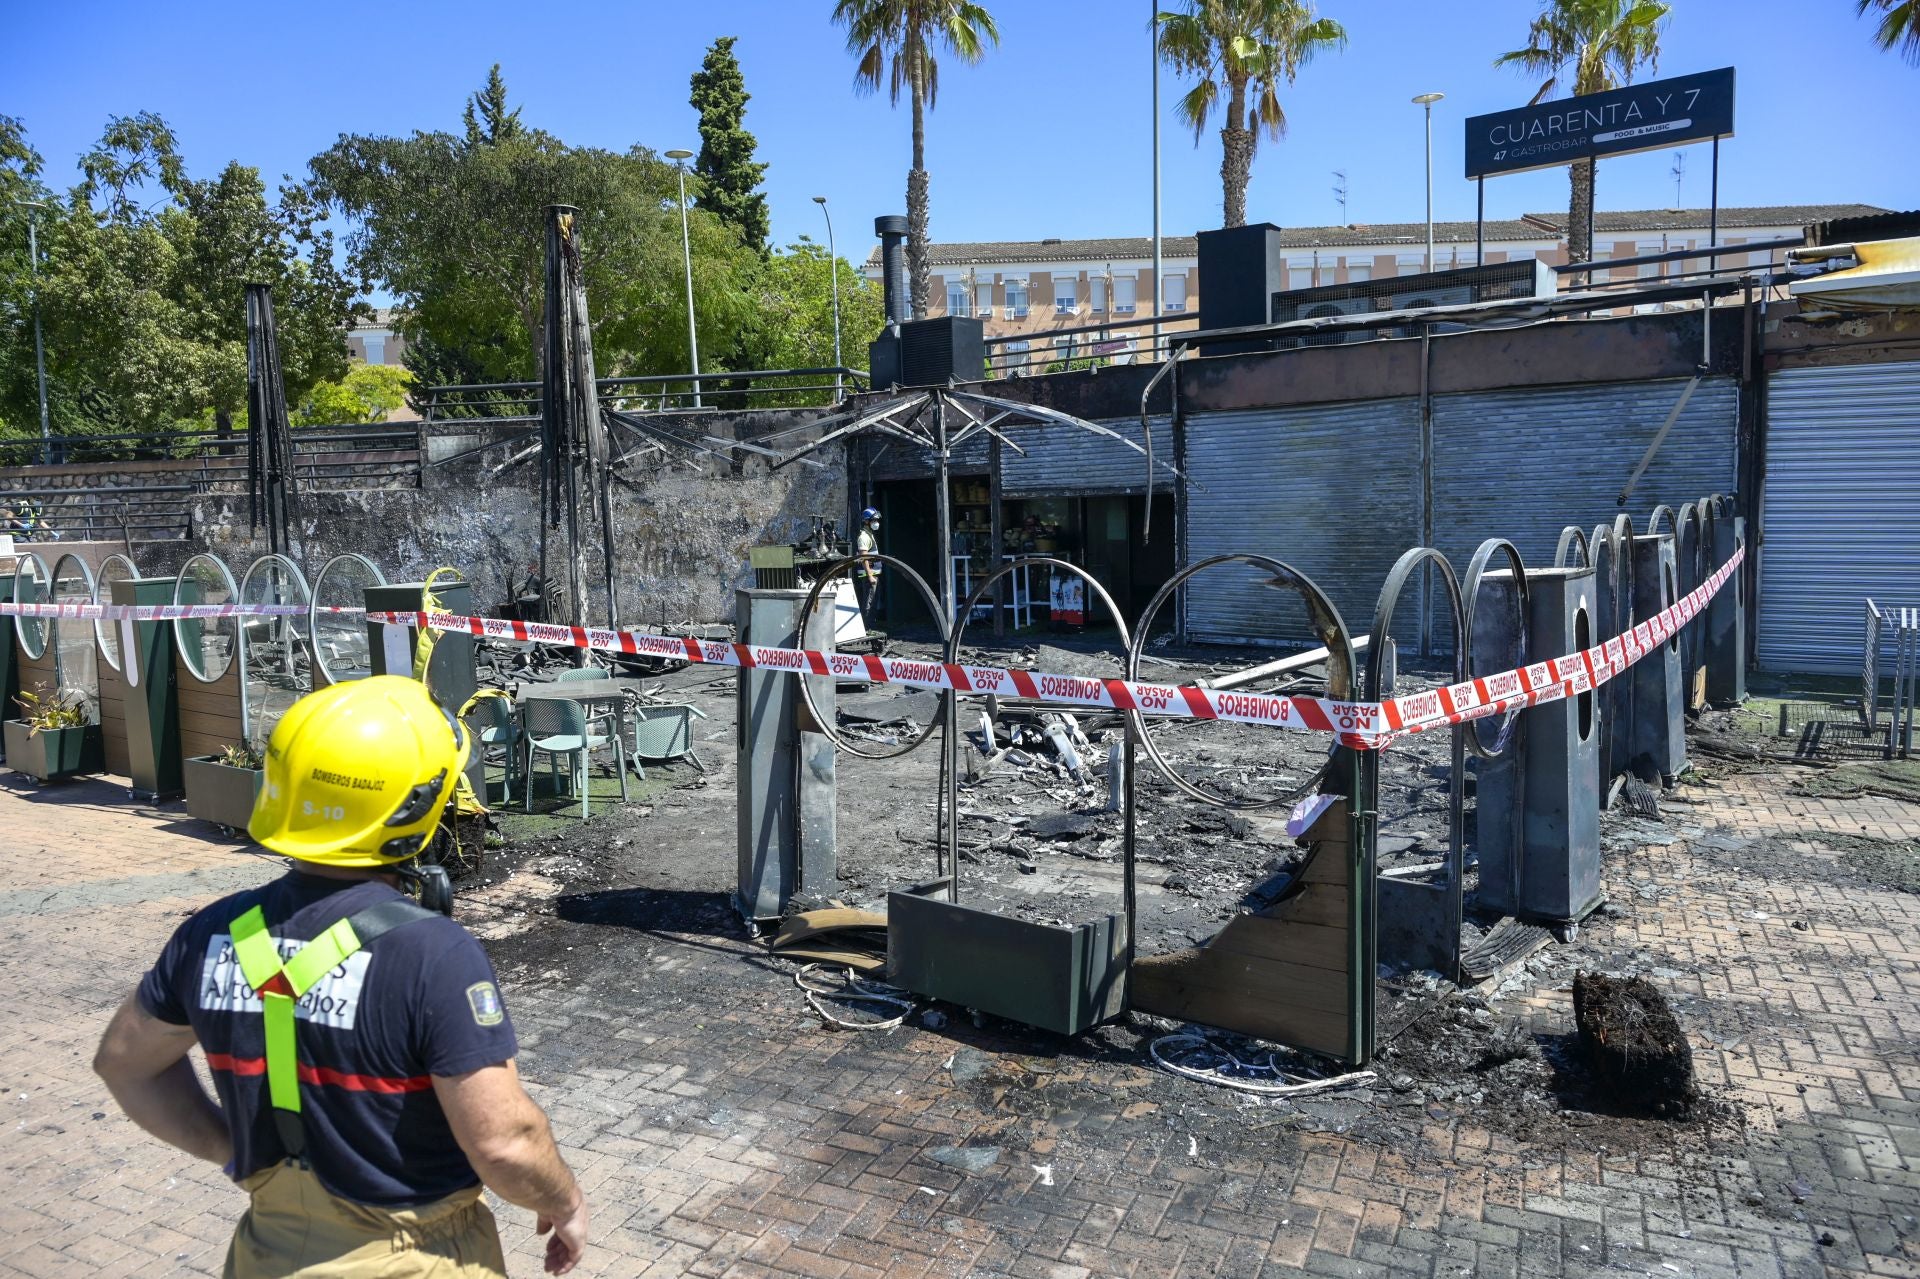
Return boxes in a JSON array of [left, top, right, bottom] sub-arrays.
[[875, 215, 910, 325]]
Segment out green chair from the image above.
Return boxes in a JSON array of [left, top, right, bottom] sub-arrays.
[[465, 696, 521, 804], [521, 697, 628, 819], [630, 703, 709, 774]]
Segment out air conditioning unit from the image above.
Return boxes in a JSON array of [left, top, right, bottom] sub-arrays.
[[1269, 258, 1554, 349]]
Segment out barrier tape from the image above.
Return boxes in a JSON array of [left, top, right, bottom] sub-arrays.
[[0, 602, 358, 620], [351, 545, 1740, 752], [0, 547, 1741, 752]]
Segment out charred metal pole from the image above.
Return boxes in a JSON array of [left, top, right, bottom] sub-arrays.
[[543, 206, 596, 629], [245, 283, 298, 561]]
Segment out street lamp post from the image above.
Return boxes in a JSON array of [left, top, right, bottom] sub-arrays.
[[665, 149, 702, 409], [1412, 93, 1444, 273], [812, 196, 843, 400], [13, 200, 51, 464]]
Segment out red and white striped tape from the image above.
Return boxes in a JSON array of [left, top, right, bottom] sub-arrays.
[[357, 545, 1741, 752], [0, 547, 1741, 751], [0, 602, 356, 620]]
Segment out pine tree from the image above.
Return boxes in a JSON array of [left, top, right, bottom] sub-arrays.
[[690, 37, 769, 253], [463, 64, 525, 147]]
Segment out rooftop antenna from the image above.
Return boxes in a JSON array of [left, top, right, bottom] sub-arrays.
[[1332, 169, 1349, 223], [1669, 151, 1686, 207]]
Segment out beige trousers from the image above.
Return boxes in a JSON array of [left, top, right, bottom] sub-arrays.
[[223, 1162, 507, 1278]]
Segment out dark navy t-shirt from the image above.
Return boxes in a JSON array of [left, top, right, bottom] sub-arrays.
[[138, 870, 518, 1207]]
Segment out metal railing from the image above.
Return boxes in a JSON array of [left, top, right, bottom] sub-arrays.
[[981, 312, 1201, 379], [0, 484, 195, 543], [421, 366, 870, 420], [0, 423, 421, 492], [1866, 599, 1918, 759]]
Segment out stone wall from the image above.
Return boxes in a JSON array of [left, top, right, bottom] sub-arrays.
[[129, 409, 844, 626]]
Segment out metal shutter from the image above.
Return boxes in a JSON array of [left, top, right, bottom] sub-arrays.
[[1183, 400, 1421, 646], [1431, 377, 1739, 576], [1000, 416, 1173, 498], [1758, 361, 1920, 674]]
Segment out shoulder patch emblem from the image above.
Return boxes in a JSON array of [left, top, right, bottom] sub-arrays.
[[466, 981, 505, 1027]]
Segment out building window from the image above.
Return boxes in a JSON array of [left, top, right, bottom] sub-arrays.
[[362, 334, 387, 365], [1005, 279, 1028, 319], [1162, 274, 1188, 313], [1055, 276, 1077, 313], [1346, 262, 1372, 284], [947, 279, 970, 316], [1288, 267, 1313, 292], [1638, 242, 1665, 279], [976, 283, 994, 316], [1003, 339, 1031, 375], [1113, 276, 1137, 313], [1090, 277, 1106, 313]]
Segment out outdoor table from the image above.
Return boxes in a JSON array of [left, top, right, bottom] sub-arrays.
[[516, 678, 639, 776]]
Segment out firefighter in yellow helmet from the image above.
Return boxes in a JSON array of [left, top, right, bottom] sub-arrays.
[[94, 677, 589, 1277]]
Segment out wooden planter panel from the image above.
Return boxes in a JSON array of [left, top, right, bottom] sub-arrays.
[[174, 647, 247, 761], [98, 654, 130, 777]]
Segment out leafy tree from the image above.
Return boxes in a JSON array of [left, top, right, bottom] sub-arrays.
[[1155, 0, 1347, 229], [1496, 0, 1669, 265], [834, 0, 999, 318], [691, 37, 770, 253], [0, 114, 359, 450], [742, 238, 885, 404], [464, 64, 526, 145], [1857, 0, 1920, 64], [309, 65, 764, 387], [294, 363, 413, 425]]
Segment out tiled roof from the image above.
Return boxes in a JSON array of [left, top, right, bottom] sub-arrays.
[[862, 204, 1892, 267], [1521, 204, 1890, 233]]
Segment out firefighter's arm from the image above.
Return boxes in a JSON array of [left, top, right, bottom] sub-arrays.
[[436, 1060, 588, 1274], [93, 992, 233, 1167]]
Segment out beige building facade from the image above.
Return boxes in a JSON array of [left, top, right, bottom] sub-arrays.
[[864, 204, 1885, 367]]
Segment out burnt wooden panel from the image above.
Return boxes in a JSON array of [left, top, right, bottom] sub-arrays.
[[1130, 798, 1360, 1062]]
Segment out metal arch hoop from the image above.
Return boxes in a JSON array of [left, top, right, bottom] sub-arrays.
[[947, 557, 1137, 925], [48, 552, 98, 694], [308, 554, 386, 687], [240, 554, 314, 728], [92, 554, 141, 673], [12, 551, 52, 660], [1126, 553, 1356, 811], [1368, 548, 1465, 699], [1366, 546, 1469, 979], [1554, 525, 1591, 569], [796, 552, 949, 760], [240, 555, 312, 628], [173, 553, 242, 695], [1460, 538, 1529, 760]]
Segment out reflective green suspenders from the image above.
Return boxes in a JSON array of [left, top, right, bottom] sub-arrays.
[[227, 898, 436, 1157]]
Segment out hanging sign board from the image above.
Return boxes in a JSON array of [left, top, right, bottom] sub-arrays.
[[1465, 67, 1734, 179]]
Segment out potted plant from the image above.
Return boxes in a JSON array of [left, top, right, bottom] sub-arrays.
[[4, 687, 103, 783], [184, 740, 266, 833]]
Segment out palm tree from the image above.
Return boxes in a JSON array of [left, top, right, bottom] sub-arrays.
[[1857, 0, 1920, 64], [1155, 0, 1347, 229], [1495, 0, 1669, 266], [834, 0, 999, 318]]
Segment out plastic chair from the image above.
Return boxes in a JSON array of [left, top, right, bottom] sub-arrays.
[[553, 665, 617, 733], [630, 703, 709, 773], [465, 696, 521, 804], [521, 696, 628, 819]]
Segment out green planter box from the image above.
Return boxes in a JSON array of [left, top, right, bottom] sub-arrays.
[[3, 719, 103, 783], [184, 755, 265, 833]]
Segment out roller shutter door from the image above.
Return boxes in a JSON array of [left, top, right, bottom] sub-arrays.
[[1758, 361, 1920, 674], [1000, 416, 1173, 498], [1183, 400, 1420, 646], [1431, 377, 1738, 575]]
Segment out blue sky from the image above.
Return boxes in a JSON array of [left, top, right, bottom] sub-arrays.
[[4, 0, 1912, 263]]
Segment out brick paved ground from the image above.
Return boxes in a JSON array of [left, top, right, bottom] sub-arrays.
[[2, 761, 1917, 1278]]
